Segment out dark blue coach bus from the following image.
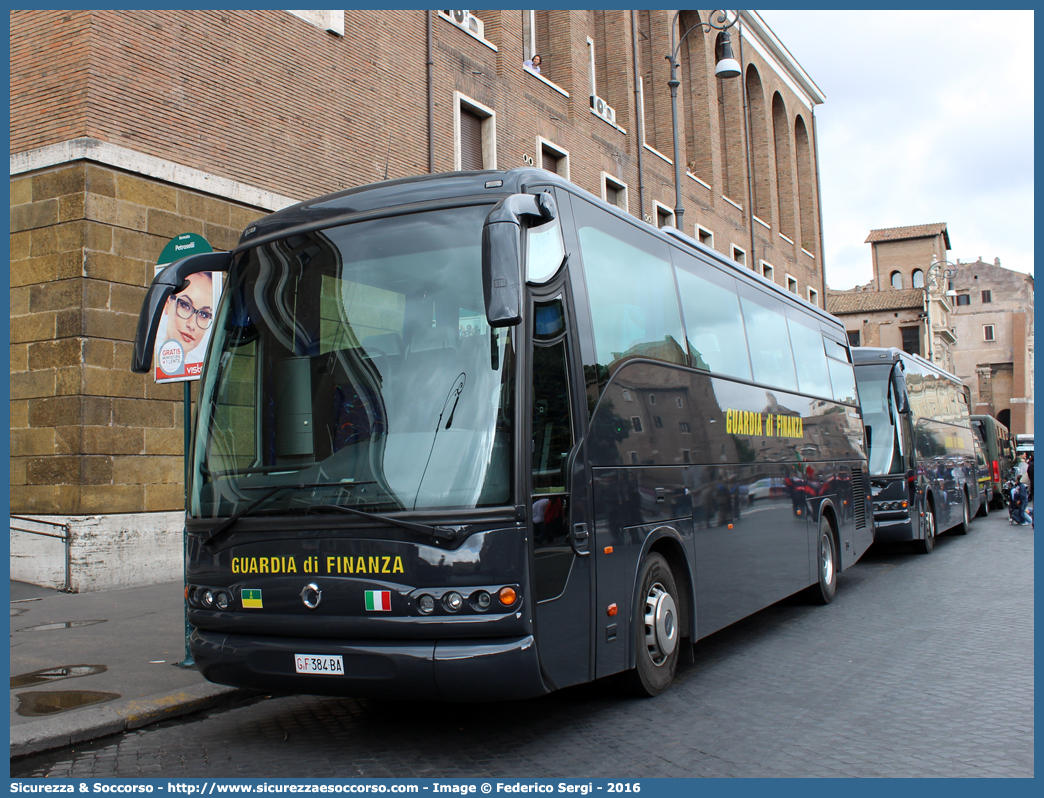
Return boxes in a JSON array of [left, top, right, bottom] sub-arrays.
[[853, 347, 977, 553], [132, 168, 872, 700]]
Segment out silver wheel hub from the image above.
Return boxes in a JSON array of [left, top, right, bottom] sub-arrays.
[[821, 535, 834, 584], [643, 582, 678, 665]]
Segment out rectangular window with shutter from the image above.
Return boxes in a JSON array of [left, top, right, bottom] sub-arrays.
[[537, 137, 569, 180], [455, 93, 496, 172], [901, 326, 920, 355], [602, 173, 627, 212], [460, 110, 483, 171]]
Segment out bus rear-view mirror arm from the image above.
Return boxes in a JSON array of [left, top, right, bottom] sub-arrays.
[[891, 367, 910, 414], [481, 193, 557, 327], [130, 251, 232, 374]]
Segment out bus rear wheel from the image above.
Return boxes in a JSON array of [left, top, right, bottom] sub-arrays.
[[621, 553, 680, 698], [807, 517, 836, 605], [913, 503, 935, 554], [977, 492, 989, 518], [955, 492, 970, 534]]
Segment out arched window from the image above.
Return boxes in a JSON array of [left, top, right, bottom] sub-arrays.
[[794, 115, 816, 254], [912, 269, 924, 289], [679, 10, 711, 183], [891, 271, 903, 289], [745, 65, 770, 223], [718, 56, 746, 203], [772, 93, 794, 240], [639, 10, 673, 156]]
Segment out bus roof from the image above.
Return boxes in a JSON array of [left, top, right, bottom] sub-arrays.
[[236, 167, 844, 331], [852, 346, 965, 384]]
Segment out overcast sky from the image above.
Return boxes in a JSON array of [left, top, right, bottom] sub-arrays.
[[757, 10, 1034, 290]]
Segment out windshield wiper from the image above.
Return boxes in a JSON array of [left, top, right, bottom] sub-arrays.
[[201, 481, 379, 547], [202, 481, 466, 546], [305, 503, 466, 542]]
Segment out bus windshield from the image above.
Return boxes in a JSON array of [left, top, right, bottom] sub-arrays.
[[190, 204, 515, 519], [855, 363, 904, 476]]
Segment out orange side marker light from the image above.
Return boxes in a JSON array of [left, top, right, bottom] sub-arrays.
[[498, 586, 517, 606]]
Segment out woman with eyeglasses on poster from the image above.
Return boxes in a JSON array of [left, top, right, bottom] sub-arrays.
[[154, 271, 215, 379]]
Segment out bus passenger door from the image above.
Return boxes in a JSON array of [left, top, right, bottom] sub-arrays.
[[528, 292, 593, 690]]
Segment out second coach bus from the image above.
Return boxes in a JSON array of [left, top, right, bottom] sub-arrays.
[[853, 347, 977, 553], [133, 168, 872, 699]]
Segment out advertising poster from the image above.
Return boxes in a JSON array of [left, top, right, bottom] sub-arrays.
[[153, 233, 223, 383]]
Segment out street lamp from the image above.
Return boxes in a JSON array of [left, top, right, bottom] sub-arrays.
[[666, 10, 740, 230], [924, 258, 958, 362]]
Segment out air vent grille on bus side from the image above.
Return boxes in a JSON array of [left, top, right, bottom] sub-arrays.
[[851, 466, 867, 529]]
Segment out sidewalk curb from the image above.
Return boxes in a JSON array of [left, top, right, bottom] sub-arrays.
[[11, 683, 259, 759]]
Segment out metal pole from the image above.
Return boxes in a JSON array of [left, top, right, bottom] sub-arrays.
[[669, 54, 684, 229], [738, 17, 756, 268], [176, 380, 195, 668], [631, 11, 646, 222]]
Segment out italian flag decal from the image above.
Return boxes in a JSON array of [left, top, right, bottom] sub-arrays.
[[242, 589, 263, 608], [364, 590, 392, 611]]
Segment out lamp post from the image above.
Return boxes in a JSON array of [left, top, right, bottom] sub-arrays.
[[924, 258, 958, 363], [666, 10, 740, 230]]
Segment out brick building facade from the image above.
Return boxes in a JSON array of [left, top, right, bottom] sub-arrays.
[[827, 224, 957, 373], [10, 10, 827, 589], [949, 258, 1034, 435], [827, 228, 1034, 437]]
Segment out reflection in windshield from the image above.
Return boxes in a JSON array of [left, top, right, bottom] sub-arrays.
[[191, 205, 515, 518], [855, 363, 904, 475]]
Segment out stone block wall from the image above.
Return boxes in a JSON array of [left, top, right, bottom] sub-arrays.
[[10, 161, 264, 516]]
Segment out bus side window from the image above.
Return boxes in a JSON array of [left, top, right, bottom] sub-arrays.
[[823, 336, 857, 405], [573, 200, 686, 372], [531, 301, 574, 494], [526, 214, 566, 285], [737, 283, 798, 392], [672, 253, 751, 381], [785, 308, 832, 399]]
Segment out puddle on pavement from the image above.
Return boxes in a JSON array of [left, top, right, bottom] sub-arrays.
[[11, 607, 28, 617], [16, 620, 106, 632], [15, 690, 121, 717], [11, 665, 108, 689]]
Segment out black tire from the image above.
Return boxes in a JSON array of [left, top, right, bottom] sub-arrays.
[[620, 553, 680, 698], [954, 491, 970, 535], [807, 516, 837, 605], [912, 501, 935, 554], [976, 490, 989, 518]]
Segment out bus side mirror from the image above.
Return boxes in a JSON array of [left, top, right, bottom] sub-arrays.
[[482, 193, 557, 327], [131, 251, 232, 373], [892, 369, 910, 414]]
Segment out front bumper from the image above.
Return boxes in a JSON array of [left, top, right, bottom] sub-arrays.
[[873, 512, 914, 542], [192, 630, 549, 702]]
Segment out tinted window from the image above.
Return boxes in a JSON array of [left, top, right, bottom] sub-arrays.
[[737, 284, 797, 391], [824, 336, 858, 405], [574, 201, 686, 370], [785, 307, 831, 398], [673, 252, 751, 381]]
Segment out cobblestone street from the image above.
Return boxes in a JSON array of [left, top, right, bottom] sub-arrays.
[[12, 513, 1033, 778]]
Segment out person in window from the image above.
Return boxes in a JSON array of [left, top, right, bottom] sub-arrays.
[[523, 54, 542, 74]]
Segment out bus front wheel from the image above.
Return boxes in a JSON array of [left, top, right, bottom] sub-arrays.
[[622, 553, 680, 698]]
